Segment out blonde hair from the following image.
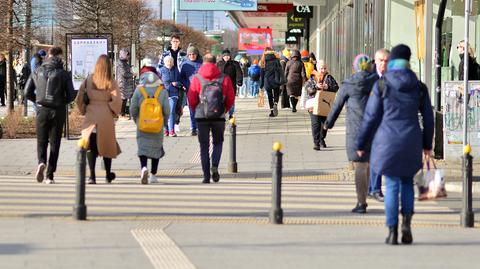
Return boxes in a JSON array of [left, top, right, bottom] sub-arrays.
[[92, 55, 112, 90]]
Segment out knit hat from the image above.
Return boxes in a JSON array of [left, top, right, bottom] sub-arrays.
[[187, 46, 199, 55], [282, 48, 291, 58], [38, 49, 47, 57], [352, 54, 372, 73], [389, 44, 411, 61], [141, 57, 155, 68], [140, 66, 157, 76], [300, 50, 309, 58], [222, 49, 231, 56]]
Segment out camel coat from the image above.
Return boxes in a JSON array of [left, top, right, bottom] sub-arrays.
[[76, 76, 122, 158]]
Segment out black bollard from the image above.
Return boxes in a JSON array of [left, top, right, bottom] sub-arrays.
[[73, 141, 87, 220], [269, 142, 283, 224], [461, 148, 474, 227], [228, 117, 238, 173]]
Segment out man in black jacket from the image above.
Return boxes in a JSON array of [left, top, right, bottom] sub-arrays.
[[216, 50, 242, 118], [25, 47, 76, 184], [0, 53, 6, 106]]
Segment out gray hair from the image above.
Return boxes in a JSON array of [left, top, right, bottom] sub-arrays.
[[163, 56, 174, 64]]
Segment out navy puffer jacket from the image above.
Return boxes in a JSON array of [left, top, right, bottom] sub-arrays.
[[356, 68, 434, 177]]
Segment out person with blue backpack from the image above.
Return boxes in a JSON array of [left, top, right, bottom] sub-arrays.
[[180, 46, 203, 136], [248, 58, 261, 97], [187, 54, 235, 184]]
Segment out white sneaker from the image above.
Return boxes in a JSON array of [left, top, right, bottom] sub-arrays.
[[140, 167, 149, 184], [44, 178, 55, 184], [35, 163, 45, 183], [148, 174, 158, 184], [174, 124, 180, 133]]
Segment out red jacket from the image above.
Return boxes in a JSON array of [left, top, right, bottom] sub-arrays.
[[188, 63, 235, 115]]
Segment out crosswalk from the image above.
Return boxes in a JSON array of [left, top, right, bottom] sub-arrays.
[[0, 175, 460, 227]]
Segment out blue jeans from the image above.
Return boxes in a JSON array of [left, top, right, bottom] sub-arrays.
[[197, 121, 225, 180], [240, 77, 249, 97], [186, 98, 197, 131], [166, 97, 178, 132], [250, 81, 259, 97], [369, 166, 383, 194], [384, 175, 414, 227]]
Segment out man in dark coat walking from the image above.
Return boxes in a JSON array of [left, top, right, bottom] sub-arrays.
[[217, 49, 242, 118]]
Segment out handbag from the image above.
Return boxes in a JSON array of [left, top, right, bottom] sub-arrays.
[[416, 157, 447, 201], [257, 89, 265, 107]]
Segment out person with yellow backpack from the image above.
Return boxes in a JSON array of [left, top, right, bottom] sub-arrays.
[[300, 49, 315, 109], [130, 62, 170, 184]]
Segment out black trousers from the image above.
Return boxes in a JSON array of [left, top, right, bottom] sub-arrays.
[[87, 133, 112, 179], [197, 120, 225, 180], [36, 106, 66, 179], [0, 78, 5, 105], [139, 156, 159, 175], [280, 86, 290, 108], [121, 99, 129, 116], [309, 113, 328, 146], [266, 87, 280, 109]]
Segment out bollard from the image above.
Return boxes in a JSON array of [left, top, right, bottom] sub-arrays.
[[461, 145, 474, 227], [269, 142, 283, 224], [228, 117, 238, 173], [73, 138, 88, 220]]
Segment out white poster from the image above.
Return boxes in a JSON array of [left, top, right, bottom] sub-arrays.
[[71, 38, 108, 89]]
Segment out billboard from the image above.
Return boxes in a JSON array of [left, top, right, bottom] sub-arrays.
[[71, 38, 108, 90], [179, 0, 257, 11], [238, 28, 273, 51]]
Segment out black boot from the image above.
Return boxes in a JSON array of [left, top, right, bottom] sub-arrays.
[[351, 203, 367, 213], [87, 151, 97, 184], [290, 97, 298, 112], [385, 225, 398, 245], [401, 214, 413, 244], [106, 172, 116, 184]]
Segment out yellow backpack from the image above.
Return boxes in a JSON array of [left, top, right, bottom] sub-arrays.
[[138, 86, 164, 133]]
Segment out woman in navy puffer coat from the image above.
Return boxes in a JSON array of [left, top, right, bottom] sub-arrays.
[[356, 44, 434, 245]]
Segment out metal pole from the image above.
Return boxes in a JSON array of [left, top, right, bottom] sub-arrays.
[[228, 117, 238, 173], [269, 142, 283, 224], [73, 141, 87, 220], [462, 148, 474, 227]]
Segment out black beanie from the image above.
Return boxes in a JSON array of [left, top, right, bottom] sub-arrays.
[[389, 44, 411, 61], [222, 49, 231, 56]]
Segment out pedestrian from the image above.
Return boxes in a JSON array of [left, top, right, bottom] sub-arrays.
[[216, 49, 242, 118], [356, 44, 434, 245], [116, 48, 135, 119], [0, 53, 6, 106], [260, 48, 283, 117], [306, 60, 338, 150], [309, 52, 317, 71], [324, 54, 377, 213], [17, 58, 31, 104], [367, 48, 390, 202], [76, 55, 122, 184], [179, 45, 203, 136], [457, 40, 480, 80], [248, 58, 261, 97], [239, 56, 250, 98], [279, 48, 291, 109], [130, 63, 170, 184], [299, 50, 314, 109], [285, 50, 307, 113], [187, 53, 235, 184], [157, 34, 187, 72], [159, 55, 180, 137], [30, 49, 46, 73], [25, 47, 76, 184]]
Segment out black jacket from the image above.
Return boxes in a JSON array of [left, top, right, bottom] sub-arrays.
[[0, 60, 6, 80], [458, 54, 480, 80], [260, 53, 282, 90], [25, 57, 76, 108], [217, 59, 243, 86]]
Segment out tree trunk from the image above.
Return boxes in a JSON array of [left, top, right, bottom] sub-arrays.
[[7, 0, 14, 113]]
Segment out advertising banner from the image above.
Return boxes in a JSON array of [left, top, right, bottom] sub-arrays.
[[179, 0, 257, 11], [287, 11, 305, 29], [71, 38, 108, 90], [293, 5, 314, 18], [238, 28, 273, 51], [285, 33, 299, 44]]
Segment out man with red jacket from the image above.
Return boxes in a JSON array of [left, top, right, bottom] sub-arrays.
[[188, 54, 235, 184]]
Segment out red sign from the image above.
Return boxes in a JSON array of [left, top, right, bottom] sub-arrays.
[[238, 28, 273, 51], [244, 3, 293, 16]]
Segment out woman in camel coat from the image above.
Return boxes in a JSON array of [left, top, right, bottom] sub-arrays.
[[76, 55, 122, 184]]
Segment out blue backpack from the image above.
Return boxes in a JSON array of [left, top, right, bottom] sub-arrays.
[[249, 65, 261, 81]]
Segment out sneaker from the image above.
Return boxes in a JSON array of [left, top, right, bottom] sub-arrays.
[[140, 167, 149, 184], [211, 167, 220, 183], [292, 108, 297, 113], [320, 140, 327, 148], [148, 174, 158, 184], [35, 163, 46, 183], [351, 203, 367, 213], [313, 145, 320, 151], [170, 131, 177, 137], [273, 103, 278, 116], [174, 124, 180, 133], [87, 178, 96, 184], [164, 130, 169, 137], [191, 130, 198, 136], [44, 178, 55, 184]]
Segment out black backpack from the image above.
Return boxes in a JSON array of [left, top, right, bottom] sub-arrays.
[[35, 67, 64, 107], [194, 74, 225, 119]]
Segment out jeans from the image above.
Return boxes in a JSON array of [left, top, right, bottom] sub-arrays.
[[384, 175, 415, 227], [309, 113, 328, 146], [197, 121, 225, 180], [250, 80, 259, 97], [240, 77, 249, 97], [36, 106, 66, 179], [266, 87, 280, 109], [187, 97, 197, 131], [166, 97, 178, 132], [369, 166, 383, 194]]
